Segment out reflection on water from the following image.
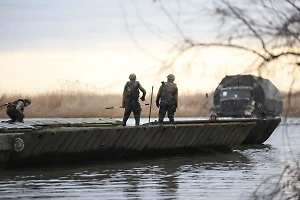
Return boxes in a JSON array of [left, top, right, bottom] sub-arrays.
[[0, 152, 252, 200], [0, 118, 299, 199]]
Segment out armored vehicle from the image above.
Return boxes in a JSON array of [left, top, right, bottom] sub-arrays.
[[210, 74, 283, 118]]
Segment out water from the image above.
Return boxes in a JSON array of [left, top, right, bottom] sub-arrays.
[[0, 117, 299, 200]]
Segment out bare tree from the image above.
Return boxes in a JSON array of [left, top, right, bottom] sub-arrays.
[[120, 0, 300, 199], [151, 0, 299, 78], [152, 1, 300, 199], [121, 0, 300, 95], [120, 0, 300, 116]]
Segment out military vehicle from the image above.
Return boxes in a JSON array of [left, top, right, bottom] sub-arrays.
[[210, 74, 283, 118]]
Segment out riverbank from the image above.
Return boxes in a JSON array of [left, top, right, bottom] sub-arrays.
[[0, 91, 299, 118]]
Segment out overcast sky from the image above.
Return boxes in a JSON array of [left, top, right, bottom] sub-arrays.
[[0, 0, 294, 96]]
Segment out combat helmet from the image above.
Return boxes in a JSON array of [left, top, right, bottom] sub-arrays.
[[167, 74, 175, 81], [210, 112, 217, 120], [129, 73, 136, 80], [24, 98, 31, 104]]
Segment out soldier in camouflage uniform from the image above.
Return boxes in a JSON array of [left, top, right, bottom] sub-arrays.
[[209, 112, 218, 120], [122, 74, 146, 126], [6, 98, 31, 123], [155, 74, 178, 124]]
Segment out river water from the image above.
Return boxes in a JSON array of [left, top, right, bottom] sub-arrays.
[[0, 117, 299, 200]]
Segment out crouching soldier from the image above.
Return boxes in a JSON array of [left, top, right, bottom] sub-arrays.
[[6, 98, 31, 123]]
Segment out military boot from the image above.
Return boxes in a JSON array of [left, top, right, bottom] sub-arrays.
[[122, 118, 128, 126], [158, 118, 163, 125], [134, 116, 140, 126], [169, 118, 174, 124]]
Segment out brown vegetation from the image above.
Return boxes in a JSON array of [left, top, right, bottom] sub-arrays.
[[282, 91, 300, 117], [0, 90, 299, 118]]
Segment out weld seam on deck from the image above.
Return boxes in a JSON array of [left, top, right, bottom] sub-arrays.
[[131, 126, 152, 151], [136, 126, 156, 151], [114, 128, 132, 149], [118, 128, 139, 149], [189, 125, 209, 148], [155, 126, 176, 149], [178, 126, 195, 148], [76, 130, 97, 153], [80, 129, 99, 152], [90, 128, 111, 151]]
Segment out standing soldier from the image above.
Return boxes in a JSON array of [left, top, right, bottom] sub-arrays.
[[122, 73, 146, 126], [5, 98, 31, 123], [155, 74, 178, 124]]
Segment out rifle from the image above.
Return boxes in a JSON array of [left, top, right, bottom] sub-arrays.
[[0, 103, 8, 108], [105, 103, 150, 109]]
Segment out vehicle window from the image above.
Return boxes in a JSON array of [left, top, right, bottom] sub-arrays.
[[221, 89, 252, 98], [237, 89, 252, 98]]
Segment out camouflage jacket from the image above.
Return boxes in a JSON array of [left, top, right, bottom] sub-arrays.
[[8, 99, 26, 114], [156, 81, 178, 106], [122, 80, 146, 103]]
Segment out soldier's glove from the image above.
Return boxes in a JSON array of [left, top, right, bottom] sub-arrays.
[[173, 106, 177, 113], [122, 102, 125, 108], [140, 96, 145, 101], [156, 101, 160, 108], [173, 104, 178, 113]]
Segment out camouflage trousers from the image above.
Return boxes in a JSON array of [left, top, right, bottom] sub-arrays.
[[6, 106, 24, 122], [158, 103, 175, 124], [122, 98, 141, 126]]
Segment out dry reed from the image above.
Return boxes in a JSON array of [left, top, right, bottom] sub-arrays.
[[0, 90, 299, 118]]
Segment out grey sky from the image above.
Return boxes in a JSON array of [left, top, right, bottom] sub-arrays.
[[0, 0, 214, 52], [1, 0, 295, 94], [0, 1, 126, 51]]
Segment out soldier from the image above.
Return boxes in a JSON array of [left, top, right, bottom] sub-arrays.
[[122, 73, 146, 126], [5, 98, 31, 123], [209, 112, 218, 120], [155, 74, 178, 124]]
